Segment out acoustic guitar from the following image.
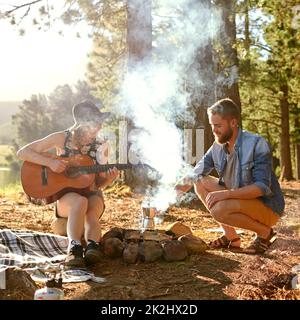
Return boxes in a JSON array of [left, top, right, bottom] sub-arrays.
[[21, 153, 153, 204]]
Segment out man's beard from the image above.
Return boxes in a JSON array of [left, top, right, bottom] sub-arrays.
[[215, 127, 233, 144]]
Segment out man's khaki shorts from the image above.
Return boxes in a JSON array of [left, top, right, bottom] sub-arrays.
[[224, 198, 280, 227]]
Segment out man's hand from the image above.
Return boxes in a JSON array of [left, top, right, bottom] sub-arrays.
[[174, 177, 194, 195], [175, 184, 193, 193], [205, 190, 230, 209]]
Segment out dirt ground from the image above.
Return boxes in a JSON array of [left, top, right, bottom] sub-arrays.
[[0, 181, 299, 300]]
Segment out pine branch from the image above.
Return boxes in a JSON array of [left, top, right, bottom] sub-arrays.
[[245, 118, 281, 128], [16, 5, 30, 25], [251, 43, 273, 53], [243, 105, 281, 119], [3, 0, 43, 16]]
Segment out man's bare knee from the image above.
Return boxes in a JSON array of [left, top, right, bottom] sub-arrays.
[[210, 202, 228, 223]]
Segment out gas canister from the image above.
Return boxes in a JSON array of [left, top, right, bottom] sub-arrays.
[[34, 278, 64, 300]]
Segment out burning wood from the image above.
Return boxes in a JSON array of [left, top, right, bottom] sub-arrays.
[[124, 229, 172, 242]]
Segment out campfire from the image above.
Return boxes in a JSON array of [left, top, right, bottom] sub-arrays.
[[51, 201, 208, 264], [101, 222, 208, 264]]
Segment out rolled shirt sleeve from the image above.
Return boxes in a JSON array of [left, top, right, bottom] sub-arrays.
[[252, 137, 273, 197], [192, 145, 215, 181]]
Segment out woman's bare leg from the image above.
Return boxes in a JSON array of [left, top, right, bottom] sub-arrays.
[[84, 195, 104, 242], [56, 192, 88, 241], [56, 192, 88, 267]]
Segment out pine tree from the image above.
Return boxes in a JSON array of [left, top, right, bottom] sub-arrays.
[[237, 0, 300, 180], [12, 94, 51, 148]]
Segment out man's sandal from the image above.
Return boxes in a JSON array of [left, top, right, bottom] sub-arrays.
[[209, 235, 242, 251], [243, 228, 277, 255]]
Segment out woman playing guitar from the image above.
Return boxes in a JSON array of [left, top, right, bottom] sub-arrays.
[[17, 100, 119, 268]]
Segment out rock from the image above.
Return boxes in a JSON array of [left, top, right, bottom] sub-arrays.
[[162, 240, 188, 262], [165, 221, 192, 238], [123, 242, 139, 264], [124, 229, 141, 241], [103, 237, 125, 258], [0, 269, 38, 300], [139, 241, 163, 263], [101, 227, 124, 243], [51, 217, 67, 236], [178, 234, 208, 255]]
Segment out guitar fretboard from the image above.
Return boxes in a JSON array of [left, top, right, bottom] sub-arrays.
[[77, 163, 149, 174]]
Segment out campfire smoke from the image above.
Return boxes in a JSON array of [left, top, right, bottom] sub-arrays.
[[113, 1, 226, 212]]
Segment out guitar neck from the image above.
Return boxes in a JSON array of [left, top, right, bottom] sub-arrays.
[[81, 163, 145, 174]]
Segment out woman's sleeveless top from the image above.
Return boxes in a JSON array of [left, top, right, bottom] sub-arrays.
[[61, 130, 107, 163]]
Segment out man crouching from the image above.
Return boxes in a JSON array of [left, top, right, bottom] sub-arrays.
[[175, 98, 285, 254]]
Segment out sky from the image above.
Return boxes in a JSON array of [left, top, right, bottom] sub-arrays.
[[0, 1, 93, 101]]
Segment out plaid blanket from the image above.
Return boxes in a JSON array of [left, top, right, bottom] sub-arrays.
[[0, 229, 68, 272]]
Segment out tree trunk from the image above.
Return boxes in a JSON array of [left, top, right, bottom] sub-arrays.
[[215, 0, 241, 114], [244, 0, 251, 74], [279, 84, 293, 180], [193, 0, 241, 153], [295, 117, 300, 180], [125, 0, 152, 190], [295, 144, 300, 180], [192, 0, 215, 153], [127, 0, 152, 67]]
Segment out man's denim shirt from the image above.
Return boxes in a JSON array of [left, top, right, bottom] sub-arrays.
[[193, 129, 285, 216]]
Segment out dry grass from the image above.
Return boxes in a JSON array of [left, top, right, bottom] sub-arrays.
[[0, 181, 299, 300]]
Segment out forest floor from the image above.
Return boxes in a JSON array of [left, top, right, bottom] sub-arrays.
[[0, 181, 299, 300]]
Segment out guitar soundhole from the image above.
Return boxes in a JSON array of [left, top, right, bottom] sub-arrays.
[[65, 167, 80, 178]]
